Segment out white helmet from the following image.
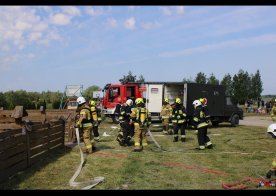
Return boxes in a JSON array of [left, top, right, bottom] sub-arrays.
[[126, 99, 133, 106], [77, 96, 86, 105], [267, 123, 276, 138], [192, 100, 201, 109]]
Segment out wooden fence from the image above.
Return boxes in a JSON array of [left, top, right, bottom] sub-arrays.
[[0, 119, 65, 182]]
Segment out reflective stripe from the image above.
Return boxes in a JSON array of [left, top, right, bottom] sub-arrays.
[[181, 135, 186, 138], [206, 141, 212, 146], [86, 144, 92, 149], [199, 146, 205, 149], [142, 143, 148, 146], [135, 142, 140, 146], [172, 120, 177, 123], [193, 117, 199, 122], [174, 135, 178, 137], [272, 161, 276, 167], [83, 123, 92, 128], [178, 120, 185, 123], [198, 123, 208, 128]]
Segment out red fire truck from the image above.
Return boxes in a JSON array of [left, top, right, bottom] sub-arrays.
[[102, 83, 144, 123]]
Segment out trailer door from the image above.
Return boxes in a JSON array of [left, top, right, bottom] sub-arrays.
[[146, 84, 163, 113]]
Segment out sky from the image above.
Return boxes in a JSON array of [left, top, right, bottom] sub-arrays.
[[0, 6, 276, 95]]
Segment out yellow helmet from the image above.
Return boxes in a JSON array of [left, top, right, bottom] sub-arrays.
[[176, 98, 181, 104], [89, 100, 96, 106], [164, 98, 169, 103], [199, 98, 204, 103], [135, 98, 144, 105]]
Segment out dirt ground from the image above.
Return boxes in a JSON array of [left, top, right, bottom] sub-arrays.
[[240, 115, 274, 128]]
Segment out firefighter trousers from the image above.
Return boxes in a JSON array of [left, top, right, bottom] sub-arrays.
[[134, 123, 147, 149], [92, 125, 99, 137], [173, 123, 186, 138], [162, 118, 170, 133], [271, 157, 276, 171], [83, 127, 95, 153], [197, 126, 211, 148]]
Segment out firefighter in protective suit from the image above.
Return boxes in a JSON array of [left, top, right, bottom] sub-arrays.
[[195, 98, 211, 134], [266, 157, 276, 179], [192, 100, 213, 150], [75, 97, 96, 154], [130, 98, 151, 152], [160, 98, 173, 135], [116, 99, 134, 146], [270, 99, 276, 122], [171, 98, 187, 142], [89, 100, 102, 142]]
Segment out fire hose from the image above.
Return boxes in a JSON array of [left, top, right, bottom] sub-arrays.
[[69, 128, 104, 189]]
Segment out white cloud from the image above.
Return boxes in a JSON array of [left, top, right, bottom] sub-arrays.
[[160, 34, 276, 58], [124, 17, 136, 30], [28, 32, 42, 41], [141, 21, 160, 30], [176, 6, 184, 15], [0, 55, 18, 71], [128, 6, 140, 10], [61, 6, 81, 16], [85, 6, 104, 16], [49, 13, 71, 26], [107, 18, 117, 28], [160, 7, 172, 16]]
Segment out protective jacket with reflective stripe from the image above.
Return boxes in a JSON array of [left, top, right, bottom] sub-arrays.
[[193, 105, 208, 129]]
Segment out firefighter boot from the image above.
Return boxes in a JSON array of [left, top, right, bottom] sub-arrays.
[[134, 145, 142, 152], [266, 170, 273, 179], [206, 141, 213, 149], [181, 136, 186, 142], [163, 130, 168, 135], [173, 136, 178, 142]]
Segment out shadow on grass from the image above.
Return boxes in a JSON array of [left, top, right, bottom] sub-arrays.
[[0, 145, 72, 190]]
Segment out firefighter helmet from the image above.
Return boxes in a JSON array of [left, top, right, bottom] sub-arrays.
[[90, 100, 96, 106], [135, 98, 144, 105], [176, 98, 181, 104], [126, 99, 133, 106], [77, 97, 86, 105], [267, 123, 276, 138], [192, 100, 201, 109], [164, 98, 169, 103]]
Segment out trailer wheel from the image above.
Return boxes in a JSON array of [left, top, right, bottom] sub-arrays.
[[231, 114, 239, 127], [112, 114, 120, 124]]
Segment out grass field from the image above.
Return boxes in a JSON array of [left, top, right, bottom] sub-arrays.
[[1, 119, 275, 190]]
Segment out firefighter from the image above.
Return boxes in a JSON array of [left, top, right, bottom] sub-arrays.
[[116, 99, 134, 146], [171, 98, 187, 142], [75, 96, 96, 154], [89, 100, 102, 142], [160, 98, 173, 135], [266, 157, 276, 179], [195, 98, 211, 134], [270, 99, 276, 122], [130, 98, 151, 152], [192, 99, 213, 150]]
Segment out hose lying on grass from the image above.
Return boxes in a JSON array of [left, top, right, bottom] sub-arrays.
[[69, 128, 104, 190]]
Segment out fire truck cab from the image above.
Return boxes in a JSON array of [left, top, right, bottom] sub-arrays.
[[102, 83, 143, 123]]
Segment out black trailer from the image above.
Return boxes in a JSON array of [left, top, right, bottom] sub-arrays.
[[185, 83, 243, 126]]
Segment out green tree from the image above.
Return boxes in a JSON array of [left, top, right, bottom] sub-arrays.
[[136, 75, 145, 83], [221, 73, 233, 96], [232, 69, 251, 104], [250, 69, 263, 101], [0, 92, 7, 109], [119, 71, 137, 84], [182, 76, 194, 83], [195, 72, 207, 84], [4, 90, 36, 109], [207, 73, 219, 85], [83, 85, 101, 100]]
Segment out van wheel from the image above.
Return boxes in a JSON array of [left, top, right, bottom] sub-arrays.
[[231, 114, 239, 127], [112, 115, 120, 124]]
